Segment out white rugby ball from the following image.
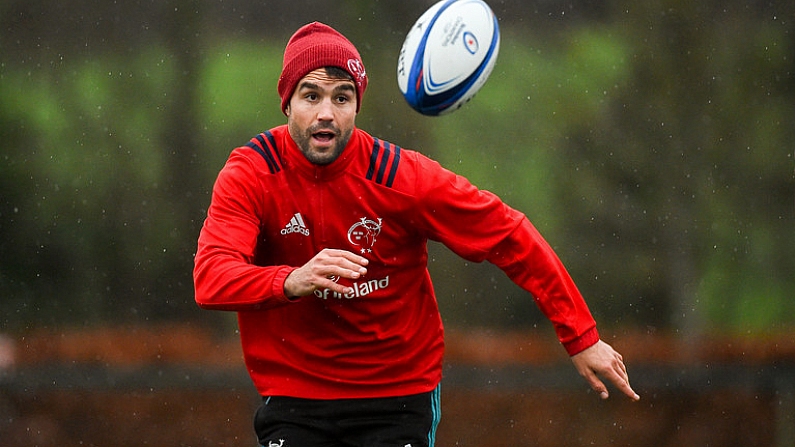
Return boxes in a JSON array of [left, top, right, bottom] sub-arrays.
[[397, 0, 500, 116]]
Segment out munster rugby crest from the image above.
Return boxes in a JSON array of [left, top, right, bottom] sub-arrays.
[[347, 217, 382, 254]]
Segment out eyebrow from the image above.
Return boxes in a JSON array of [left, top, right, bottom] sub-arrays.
[[297, 81, 355, 94]]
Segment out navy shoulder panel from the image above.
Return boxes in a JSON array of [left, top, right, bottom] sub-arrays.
[[244, 130, 283, 174], [366, 138, 402, 188]]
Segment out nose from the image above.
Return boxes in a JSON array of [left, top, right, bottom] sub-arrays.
[[316, 98, 335, 122]]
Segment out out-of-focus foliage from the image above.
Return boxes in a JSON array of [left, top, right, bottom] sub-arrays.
[[1, 49, 184, 326], [0, 0, 792, 336], [428, 4, 795, 334]]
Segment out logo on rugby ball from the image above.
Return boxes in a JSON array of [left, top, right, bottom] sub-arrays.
[[463, 31, 479, 54]]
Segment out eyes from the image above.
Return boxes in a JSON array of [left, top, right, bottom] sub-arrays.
[[303, 91, 353, 105]]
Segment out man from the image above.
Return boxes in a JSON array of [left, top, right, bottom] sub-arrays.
[[194, 21, 639, 447]]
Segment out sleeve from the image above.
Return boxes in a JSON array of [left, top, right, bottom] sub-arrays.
[[486, 219, 599, 356], [415, 157, 599, 355], [193, 151, 296, 311]]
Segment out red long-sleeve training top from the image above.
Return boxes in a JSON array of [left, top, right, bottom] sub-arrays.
[[194, 125, 599, 399]]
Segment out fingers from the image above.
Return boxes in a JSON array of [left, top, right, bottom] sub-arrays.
[[283, 249, 369, 297], [604, 355, 640, 401], [582, 371, 610, 400], [571, 340, 640, 402], [608, 352, 640, 401], [618, 379, 641, 401], [314, 249, 369, 280], [582, 361, 639, 401]]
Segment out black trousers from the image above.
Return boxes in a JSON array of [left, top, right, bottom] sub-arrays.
[[254, 385, 441, 447]]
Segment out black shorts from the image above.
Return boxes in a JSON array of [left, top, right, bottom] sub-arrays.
[[254, 385, 441, 447]]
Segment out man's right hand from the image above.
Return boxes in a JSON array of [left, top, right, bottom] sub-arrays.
[[283, 248, 369, 297]]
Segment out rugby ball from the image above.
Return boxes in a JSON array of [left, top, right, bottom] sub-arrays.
[[397, 0, 500, 116]]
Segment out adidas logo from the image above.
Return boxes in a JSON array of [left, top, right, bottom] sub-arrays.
[[281, 213, 310, 236]]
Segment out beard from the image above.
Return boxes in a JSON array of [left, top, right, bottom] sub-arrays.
[[289, 121, 353, 166]]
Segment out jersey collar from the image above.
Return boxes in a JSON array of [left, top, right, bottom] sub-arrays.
[[282, 127, 360, 181]]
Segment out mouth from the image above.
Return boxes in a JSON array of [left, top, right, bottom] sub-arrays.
[[311, 129, 337, 145]]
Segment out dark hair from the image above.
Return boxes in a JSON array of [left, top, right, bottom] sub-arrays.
[[325, 66, 354, 81]]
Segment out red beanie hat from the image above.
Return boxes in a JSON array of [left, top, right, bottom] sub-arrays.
[[278, 22, 368, 114]]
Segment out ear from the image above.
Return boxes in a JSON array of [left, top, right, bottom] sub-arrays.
[[284, 104, 291, 117]]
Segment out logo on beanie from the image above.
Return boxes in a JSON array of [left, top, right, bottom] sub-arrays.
[[347, 58, 366, 84]]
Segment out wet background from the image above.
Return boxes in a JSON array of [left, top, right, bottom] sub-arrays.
[[1, 0, 794, 445]]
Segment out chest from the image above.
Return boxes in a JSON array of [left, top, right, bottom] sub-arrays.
[[254, 175, 421, 268]]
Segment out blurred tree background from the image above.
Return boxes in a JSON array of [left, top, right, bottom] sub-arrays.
[[1, 0, 793, 340]]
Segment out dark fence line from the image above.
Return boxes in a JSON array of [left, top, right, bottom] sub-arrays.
[[4, 359, 794, 392], [2, 361, 794, 447], [4, 326, 795, 446]]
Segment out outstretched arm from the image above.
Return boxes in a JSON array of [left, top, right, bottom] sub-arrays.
[[571, 340, 640, 401]]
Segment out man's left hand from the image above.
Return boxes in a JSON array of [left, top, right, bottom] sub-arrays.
[[571, 340, 640, 401]]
